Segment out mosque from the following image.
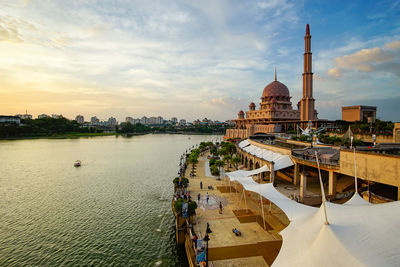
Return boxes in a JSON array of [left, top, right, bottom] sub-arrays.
[[225, 24, 319, 139]]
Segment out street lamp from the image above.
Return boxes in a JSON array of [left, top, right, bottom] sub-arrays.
[[204, 223, 212, 267]]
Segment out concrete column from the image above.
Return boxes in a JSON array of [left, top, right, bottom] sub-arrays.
[[300, 172, 307, 203], [293, 163, 300, 185], [328, 171, 337, 199], [398, 186, 400, 201], [270, 162, 275, 183]]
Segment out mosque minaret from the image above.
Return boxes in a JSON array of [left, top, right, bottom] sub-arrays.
[[225, 24, 319, 139], [300, 24, 318, 123]]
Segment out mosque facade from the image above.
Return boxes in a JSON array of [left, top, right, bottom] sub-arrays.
[[225, 24, 318, 139]]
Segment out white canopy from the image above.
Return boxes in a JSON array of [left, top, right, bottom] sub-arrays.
[[226, 167, 400, 266], [226, 173, 316, 221], [238, 139, 294, 171], [238, 139, 250, 148], [275, 200, 400, 267], [226, 165, 270, 179]]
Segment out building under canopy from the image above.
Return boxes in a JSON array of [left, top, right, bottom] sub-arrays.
[[226, 165, 400, 266]]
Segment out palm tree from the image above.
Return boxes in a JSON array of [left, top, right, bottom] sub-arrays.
[[215, 160, 225, 180], [188, 154, 199, 173]]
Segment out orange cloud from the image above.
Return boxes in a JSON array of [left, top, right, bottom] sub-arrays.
[[328, 40, 400, 77]]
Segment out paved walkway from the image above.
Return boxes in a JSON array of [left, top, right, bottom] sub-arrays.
[[203, 157, 225, 178], [186, 153, 285, 266]]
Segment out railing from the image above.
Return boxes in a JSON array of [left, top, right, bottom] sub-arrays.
[[291, 149, 340, 166]]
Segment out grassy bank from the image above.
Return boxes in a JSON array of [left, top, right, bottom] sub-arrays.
[[0, 132, 118, 140]]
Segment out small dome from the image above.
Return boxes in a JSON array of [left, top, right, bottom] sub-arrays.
[[262, 80, 290, 98], [249, 102, 255, 107], [238, 110, 244, 115]]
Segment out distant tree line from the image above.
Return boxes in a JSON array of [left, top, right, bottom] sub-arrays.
[[0, 117, 101, 138], [1, 119, 229, 138], [329, 119, 394, 135], [117, 122, 228, 134]]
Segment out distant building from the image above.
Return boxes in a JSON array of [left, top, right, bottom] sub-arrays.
[[179, 119, 186, 126], [75, 115, 84, 124], [342, 105, 377, 122], [91, 116, 100, 124], [224, 120, 235, 126], [148, 117, 157, 125], [126, 117, 134, 124], [140, 116, 148, 125], [171, 117, 178, 124], [0, 115, 20, 125], [52, 114, 63, 119], [394, 123, 400, 143], [108, 117, 117, 126], [38, 114, 50, 119], [15, 114, 32, 120]]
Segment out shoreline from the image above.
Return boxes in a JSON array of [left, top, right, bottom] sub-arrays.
[[0, 132, 224, 141]]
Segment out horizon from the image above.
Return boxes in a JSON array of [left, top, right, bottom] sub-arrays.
[[1, 0, 399, 122]]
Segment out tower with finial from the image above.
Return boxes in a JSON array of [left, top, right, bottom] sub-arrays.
[[300, 24, 318, 123]]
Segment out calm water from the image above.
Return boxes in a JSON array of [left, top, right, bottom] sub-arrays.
[[0, 134, 220, 266]]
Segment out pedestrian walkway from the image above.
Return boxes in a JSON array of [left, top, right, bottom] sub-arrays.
[[186, 153, 286, 266]]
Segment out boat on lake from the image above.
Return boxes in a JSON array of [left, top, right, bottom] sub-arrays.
[[74, 160, 81, 167]]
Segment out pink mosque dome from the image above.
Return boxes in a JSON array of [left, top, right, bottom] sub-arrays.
[[262, 80, 290, 98]]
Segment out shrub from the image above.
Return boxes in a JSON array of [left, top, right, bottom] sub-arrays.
[[174, 199, 198, 215], [173, 177, 189, 187], [210, 165, 219, 176], [209, 158, 217, 166]]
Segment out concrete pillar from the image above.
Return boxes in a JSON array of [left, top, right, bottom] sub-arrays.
[[398, 186, 400, 201], [270, 162, 275, 184], [300, 172, 307, 203], [293, 163, 300, 185], [328, 171, 337, 199]]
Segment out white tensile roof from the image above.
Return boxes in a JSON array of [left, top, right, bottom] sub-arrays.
[[225, 166, 400, 267], [225, 165, 270, 179], [238, 139, 294, 171]]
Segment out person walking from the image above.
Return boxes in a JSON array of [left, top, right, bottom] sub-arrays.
[[198, 193, 201, 202], [219, 201, 223, 214], [206, 192, 209, 203], [200, 181, 203, 189]]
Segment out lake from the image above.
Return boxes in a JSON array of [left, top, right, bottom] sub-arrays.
[[0, 134, 221, 266]]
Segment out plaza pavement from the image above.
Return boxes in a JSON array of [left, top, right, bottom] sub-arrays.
[[186, 153, 286, 266]]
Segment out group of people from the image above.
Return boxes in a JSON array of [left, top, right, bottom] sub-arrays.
[[173, 191, 191, 201]]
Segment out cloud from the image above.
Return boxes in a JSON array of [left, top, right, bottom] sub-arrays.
[[327, 41, 400, 77], [327, 68, 341, 78], [0, 0, 397, 122], [385, 40, 400, 49]]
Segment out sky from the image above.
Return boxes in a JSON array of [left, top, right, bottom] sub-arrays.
[[0, 0, 399, 122]]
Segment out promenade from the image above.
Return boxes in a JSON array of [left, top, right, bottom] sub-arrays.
[[186, 153, 289, 266]]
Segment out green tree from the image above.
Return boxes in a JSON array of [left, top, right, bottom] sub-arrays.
[[221, 142, 236, 156], [210, 146, 218, 157], [223, 155, 232, 168], [210, 165, 219, 176], [188, 153, 199, 172], [215, 160, 225, 180], [231, 156, 242, 170]]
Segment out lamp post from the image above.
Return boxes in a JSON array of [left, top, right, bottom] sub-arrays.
[[205, 223, 212, 267]]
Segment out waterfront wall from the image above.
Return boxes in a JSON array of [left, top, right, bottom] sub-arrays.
[[340, 150, 400, 198]]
